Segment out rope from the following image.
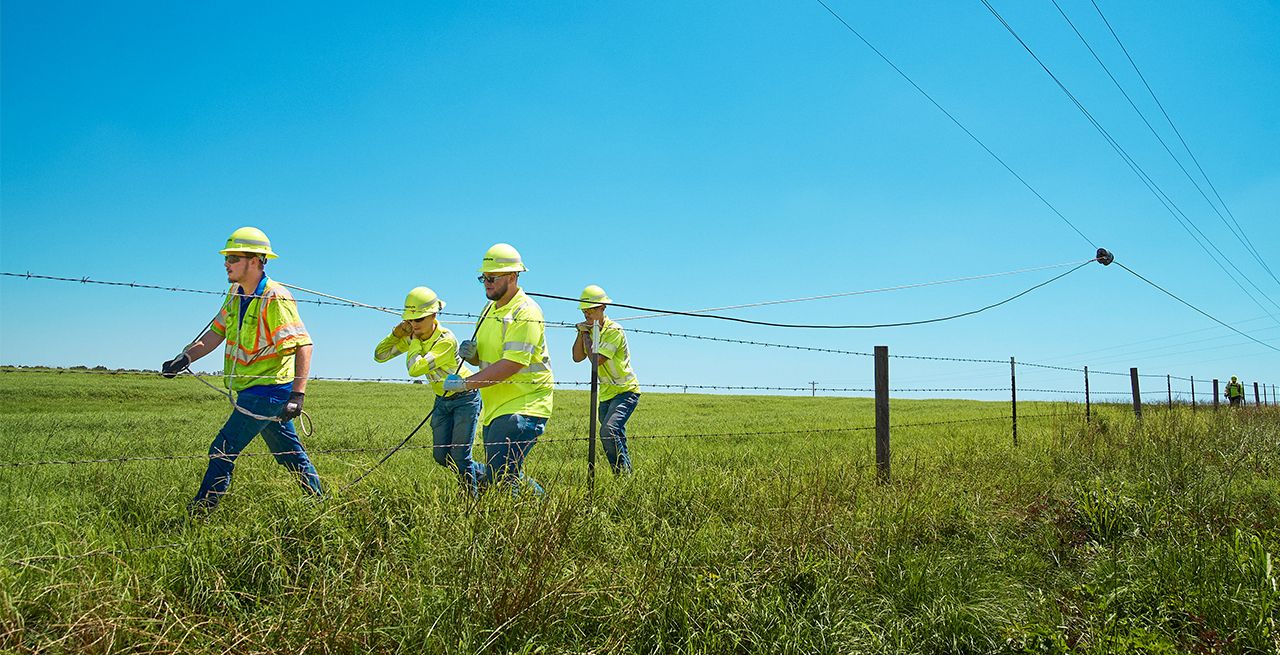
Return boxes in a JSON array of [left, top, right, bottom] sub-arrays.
[[338, 304, 493, 492], [614, 258, 1097, 321], [528, 260, 1095, 329]]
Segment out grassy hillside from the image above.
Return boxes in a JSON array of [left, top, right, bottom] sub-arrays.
[[1, 370, 1277, 653]]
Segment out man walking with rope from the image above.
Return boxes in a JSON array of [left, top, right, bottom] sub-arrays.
[[1225, 376, 1245, 407], [161, 227, 322, 513], [445, 243, 554, 495], [374, 286, 484, 495]]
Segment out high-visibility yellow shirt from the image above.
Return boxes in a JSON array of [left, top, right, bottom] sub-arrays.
[[1226, 382, 1244, 398], [210, 278, 311, 392], [474, 289, 554, 426], [593, 318, 640, 402], [373, 325, 473, 396]]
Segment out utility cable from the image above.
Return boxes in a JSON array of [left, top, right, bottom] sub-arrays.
[[1050, 0, 1275, 289], [978, 0, 1280, 322], [530, 259, 1095, 329], [1087, 0, 1277, 289], [810, 0, 1096, 248], [1115, 262, 1280, 354]]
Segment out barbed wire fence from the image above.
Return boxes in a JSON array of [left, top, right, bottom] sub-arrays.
[[2, 269, 1277, 563]]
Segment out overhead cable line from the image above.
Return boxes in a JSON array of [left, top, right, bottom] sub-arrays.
[[1087, 0, 1277, 289], [811, 0, 1096, 248], [1049, 0, 1277, 291], [1031, 313, 1273, 363], [615, 258, 1096, 321], [531, 258, 1096, 329], [978, 0, 1280, 322], [1115, 262, 1280, 354]]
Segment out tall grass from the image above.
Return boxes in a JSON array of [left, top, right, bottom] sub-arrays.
[[1, 370, 1277, 653]]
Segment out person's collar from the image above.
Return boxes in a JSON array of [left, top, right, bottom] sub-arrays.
[[236, 273, 269, 298]]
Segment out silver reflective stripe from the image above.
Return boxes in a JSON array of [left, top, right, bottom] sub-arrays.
[[525, 362, 549, 373], [410, 352, 437, 371], [502, 341, 537, 354], [491, 256, 520, 263], [231, 238, 270, 246]]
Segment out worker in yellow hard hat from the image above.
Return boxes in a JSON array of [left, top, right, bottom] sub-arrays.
[[374, 286, 484, 494], [161, 227, 321, 513], [1225, 376, 1245, 407], [572, 284, 639, 475], [444, 243, 553, 495]]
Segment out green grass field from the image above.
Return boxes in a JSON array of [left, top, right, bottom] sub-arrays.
[[1, 369, 1277, 654]]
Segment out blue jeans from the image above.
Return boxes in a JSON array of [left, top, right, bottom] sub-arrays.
[[598, 392, 638, 475], [430, 390, 484, 495], [479, 413, 546, 496], [193, 392, 323, 507]]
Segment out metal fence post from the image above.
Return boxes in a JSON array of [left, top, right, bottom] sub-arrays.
[[587, 324, 600, 493], [1167, 374, 1172, 407], [874, 346, 890, 485], [1191, 376, 1196, 412], [1084, 365, 1091, 422], [1254, 382, 1261, 407], [1010, 357, 1018, 446], [1130, 368, 1142, 420], [1213, 379, 1219, 411]]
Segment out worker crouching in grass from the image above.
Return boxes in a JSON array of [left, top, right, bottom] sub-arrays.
[[572, 285, 639, 475], [161, 227, 322, 514], [447, 243, 554, 496], [374, 286, 484, 495]]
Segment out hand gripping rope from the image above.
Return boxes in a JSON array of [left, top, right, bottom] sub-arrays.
[[337, 302, 492, 492], [172, 303, 315, 437]]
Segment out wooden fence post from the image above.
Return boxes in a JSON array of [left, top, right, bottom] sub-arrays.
[[1084, 366, 1091, 422], [1010, 357, 1018, 446], [1213, 379, 1220, 411], [874, 346, 890, 485], [1254, 382, 1261, 407], [1130, 368, 1142, 420]]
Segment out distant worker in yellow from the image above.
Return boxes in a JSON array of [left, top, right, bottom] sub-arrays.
[[447, 244, 554, 495], [161, 227, 321, 513], [373, 286, 483, 494], [1225, 376, 1245, 407], [572, 285, 639, 475]]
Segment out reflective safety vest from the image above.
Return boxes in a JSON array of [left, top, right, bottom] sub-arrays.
[[1226, 381, 1244, 398], [593, 318, 640, 402], [373, 325, 473, 396], [474, 289, 554, 426], [211, 277, 311, 392]]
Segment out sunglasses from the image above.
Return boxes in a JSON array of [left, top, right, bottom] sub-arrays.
[[477, 274, 509, 284], [224, 254, 256, 264], [408, 315, 432, 324]]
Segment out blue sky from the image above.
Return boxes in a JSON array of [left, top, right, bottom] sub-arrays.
[[3, 1, 1277, 401]]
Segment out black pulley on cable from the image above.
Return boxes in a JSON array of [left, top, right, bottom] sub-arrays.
[[1095, 248, 1114, 266]]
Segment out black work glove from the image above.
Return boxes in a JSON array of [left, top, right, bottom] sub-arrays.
[[161, 353, 191, 378], [280, 391, 305, 421]]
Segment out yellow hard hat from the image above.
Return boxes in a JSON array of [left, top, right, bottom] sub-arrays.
[[402, 286, 445, 320], [219, 226, 278, 259], [579, 284, 612, 310], [479, 243, 527, 274]]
